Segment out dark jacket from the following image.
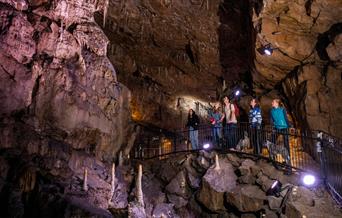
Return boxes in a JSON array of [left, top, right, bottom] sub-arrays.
[[186, 113, 200, 130]]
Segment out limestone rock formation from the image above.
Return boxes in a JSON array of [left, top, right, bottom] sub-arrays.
[[197, 156, 237, 212], [253, 0, 342, 136], [0, 0, 133, 216], [0, 0, 132, 161], [226, 185, 266, 212], [96, 0, 254, 129]]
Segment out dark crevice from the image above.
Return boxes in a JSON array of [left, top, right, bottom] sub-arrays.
[[251, 0, 264, 16], [29, 75, 42, 115], [218, 0, 254, 84], [67, 23, 78, 34], [0, 64, 16, 82], [185, 43, 196, 65], [315, 23, 342, 61], [321, 62, 330, 85], [274, 66, 303, 128], [305, 0, 314, 16]]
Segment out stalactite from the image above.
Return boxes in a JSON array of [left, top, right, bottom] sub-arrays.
[[136, 164, 144, 206], [83, 168, 88, 191], [103, 0, 109, 28]]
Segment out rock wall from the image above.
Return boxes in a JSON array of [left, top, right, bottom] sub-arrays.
[[252, 0, 342, 137], [0, 0, 136, 216], [0, 0, 132, 159], [97, 0, 254, 129]]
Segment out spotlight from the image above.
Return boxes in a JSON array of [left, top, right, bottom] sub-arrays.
[[257, 44, 274, 56], [235, 90, 240, 96], [264, 48, 272, 56], [203, 143, 210, 149], [302, 174, 316, 186], [266, 180, 282, 197]]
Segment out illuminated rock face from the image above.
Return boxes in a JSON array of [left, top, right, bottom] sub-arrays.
[[100, 0, 342, 136], [252, 0, 342, 137], [0, 0, 131, 159], [99, 0, 254, 129]]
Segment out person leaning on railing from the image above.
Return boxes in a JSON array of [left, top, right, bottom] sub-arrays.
[[249, 98, 262, 154], [209, 102, 224, 148], [186, 109, 200, 150], [270, 99, 291, 156]]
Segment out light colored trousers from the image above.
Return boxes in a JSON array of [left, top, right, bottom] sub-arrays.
[[189, 126, 199, 149]]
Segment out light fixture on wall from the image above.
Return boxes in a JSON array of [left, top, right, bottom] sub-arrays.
[[257, 43, 275, 56]]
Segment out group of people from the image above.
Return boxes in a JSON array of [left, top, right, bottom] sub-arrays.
[[186, 97, 291, 154]]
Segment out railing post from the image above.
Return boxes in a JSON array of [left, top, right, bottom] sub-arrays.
[[316, 131, 326, 180]]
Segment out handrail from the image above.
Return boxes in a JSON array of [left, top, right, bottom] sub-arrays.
[[131, 122, 342, 205]]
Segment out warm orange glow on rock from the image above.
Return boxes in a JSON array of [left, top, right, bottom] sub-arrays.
[[131, 97, 143, 121]]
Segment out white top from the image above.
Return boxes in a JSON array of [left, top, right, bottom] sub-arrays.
[[224, 103, 237, 124]]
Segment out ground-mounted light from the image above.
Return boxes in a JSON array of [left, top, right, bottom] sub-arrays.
[[203, 143, 210, 149], [266, 180, 283, 197], [302, 174, 316, 186]]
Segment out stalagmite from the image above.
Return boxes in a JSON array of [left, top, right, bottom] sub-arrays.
[[214, 154, 220, 170], [136, 164, 144, 206], [108, 163, 115, 205], [83, 168, 88, 191]]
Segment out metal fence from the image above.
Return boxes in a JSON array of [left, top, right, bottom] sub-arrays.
[[131, 122, 342, 204], [318, 132, 342, 204]]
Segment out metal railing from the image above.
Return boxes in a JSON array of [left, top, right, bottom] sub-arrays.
[[131, 122, 342, 204]]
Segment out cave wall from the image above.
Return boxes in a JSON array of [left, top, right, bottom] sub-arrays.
[[99, 0, 221, 129], [252, 0, 342, 137], [0, 0, 132, 160]]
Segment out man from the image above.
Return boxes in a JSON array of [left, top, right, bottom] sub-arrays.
[[223, 96, 238, 149]]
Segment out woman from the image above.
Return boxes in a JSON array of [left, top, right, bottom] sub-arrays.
[[186, 109, 200, 150], [209, 103, 224, 148], [270, 99, 291, 160], [249, 98, 262, 154]]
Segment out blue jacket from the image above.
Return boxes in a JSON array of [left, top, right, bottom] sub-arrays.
[[209, 110, 223, 128], [249, 106, 262, 127], [270, 107, 289, 129]]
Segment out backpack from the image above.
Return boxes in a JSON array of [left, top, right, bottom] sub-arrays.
[[230, 103, 240, 118]]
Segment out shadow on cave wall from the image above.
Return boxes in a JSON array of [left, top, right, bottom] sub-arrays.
[[217, 0, 260, 88]]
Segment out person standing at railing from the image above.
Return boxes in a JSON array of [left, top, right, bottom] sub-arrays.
[[223, 96, 238, 150], [209, 103, 224, 148], [186, 109, 200, 150], [270, 99, 291, 159], [249, 98, 262, 154]]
